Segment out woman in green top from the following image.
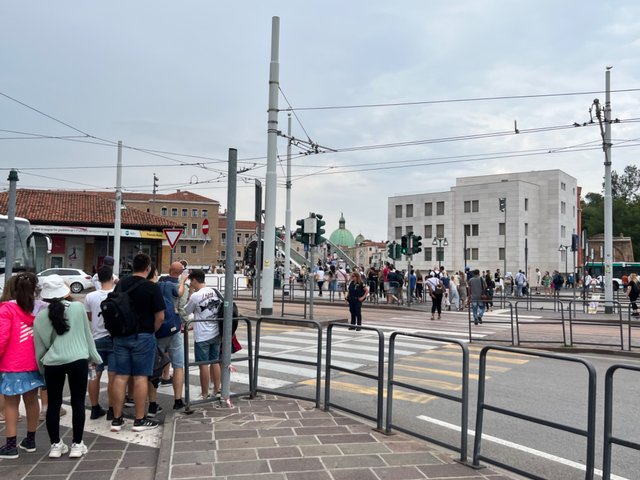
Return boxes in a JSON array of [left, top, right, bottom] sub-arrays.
[[33, 275, 102, 460]]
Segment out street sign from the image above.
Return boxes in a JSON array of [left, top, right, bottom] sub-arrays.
[[163, 228, 182, 249], [202, 218, 210, 235]]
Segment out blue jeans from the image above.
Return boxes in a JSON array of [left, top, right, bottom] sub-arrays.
[[472, 301, 485, 323], [113, 333, 156, 376], [94, 336, 114, 373]]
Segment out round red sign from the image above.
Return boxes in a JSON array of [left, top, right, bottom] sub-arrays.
[[202, 218, 210, 235]]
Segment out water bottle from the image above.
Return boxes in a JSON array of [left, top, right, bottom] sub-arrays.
[[88, 364, 97, 381]]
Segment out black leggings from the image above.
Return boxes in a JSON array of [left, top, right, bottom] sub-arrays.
[[349, 303, 362, 326], [44, 359, 88, 444], [431, 293, 443, 314]]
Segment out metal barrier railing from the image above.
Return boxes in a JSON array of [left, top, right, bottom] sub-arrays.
[[568, 300, 624, 350], [602, 364, 640, 480], [182, 316, 253, 411], [280, 283, 307, 318], [468, 300, 515, 345], [385, 332, 469, 462], [252, 317, 323, 408], [324, 323, 385, 430], [514, 299, 567, 346], [627, 304, 640, 351], [472, 346, 597, 479]]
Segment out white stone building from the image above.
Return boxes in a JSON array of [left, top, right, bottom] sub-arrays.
[[388, 170, 579, 277]]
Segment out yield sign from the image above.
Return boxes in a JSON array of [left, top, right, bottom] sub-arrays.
[[163, 229, 183, 249]]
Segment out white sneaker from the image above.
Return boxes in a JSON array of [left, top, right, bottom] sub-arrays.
[[69, 441, 87, 458], [199, 393, 210, 401], [49, 441, 69, 458]]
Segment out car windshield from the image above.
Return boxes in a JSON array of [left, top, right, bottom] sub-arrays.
[[0, 218, 34, 274]]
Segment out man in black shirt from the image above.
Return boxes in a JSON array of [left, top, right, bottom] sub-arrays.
[[110, 253, 165, 433]]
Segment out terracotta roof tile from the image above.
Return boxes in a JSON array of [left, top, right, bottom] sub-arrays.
[[95, 190, 219, 204], [0, 189, 179, 228], [219, 217, 260, 230]]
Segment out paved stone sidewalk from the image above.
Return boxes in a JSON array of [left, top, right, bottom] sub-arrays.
[[156, 395, 519, 480]]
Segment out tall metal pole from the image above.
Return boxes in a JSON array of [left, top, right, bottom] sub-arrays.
[[221, 148, 237, 401], [113, 141, 123, 276], [261, 16, 280, 316], [309, 241, 315, 320], [503, 203, 507, 280], [603, 68, 614, 313], [4, 169, 19, 286], [254, 180, 262, 315], [284, 114, 292, 286]]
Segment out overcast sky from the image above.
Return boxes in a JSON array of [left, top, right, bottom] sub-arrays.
[[1, 1, 639, 241]]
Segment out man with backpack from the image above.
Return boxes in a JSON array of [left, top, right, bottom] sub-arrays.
[[156, 262, 188, 411], [104, 253, 165, 433]]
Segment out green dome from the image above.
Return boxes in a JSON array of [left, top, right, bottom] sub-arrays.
[[329, 213, 355, 248]]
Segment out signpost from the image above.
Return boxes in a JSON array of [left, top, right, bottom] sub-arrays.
[[163, 228, 183, 265]]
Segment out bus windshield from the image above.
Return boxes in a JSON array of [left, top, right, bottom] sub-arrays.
[[0, 216, 35, 274]]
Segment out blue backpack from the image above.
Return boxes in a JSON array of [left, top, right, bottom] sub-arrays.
[[156, 280, 182, 338]]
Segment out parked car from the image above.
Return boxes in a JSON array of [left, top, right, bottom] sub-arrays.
[[37, 268, 93, 294]]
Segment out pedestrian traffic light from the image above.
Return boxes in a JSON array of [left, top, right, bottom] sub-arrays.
[[571, 233, 579, 252], [499, 198, 506, 212], [387, 242, 396, 259], [412, 234, 422, 255], [294, 219, 306, 244], [314, 214, 326, 245], [400, 235, 408, 255], [395, 243, 402, 259]]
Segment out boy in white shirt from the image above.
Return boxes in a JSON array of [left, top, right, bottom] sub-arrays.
[[184, 270, 221, 400]]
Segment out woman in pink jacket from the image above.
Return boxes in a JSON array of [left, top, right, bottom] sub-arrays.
[[0, 272, 44, 459]]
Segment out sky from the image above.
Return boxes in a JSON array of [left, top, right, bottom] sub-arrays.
[[1, 1, 639, 242]]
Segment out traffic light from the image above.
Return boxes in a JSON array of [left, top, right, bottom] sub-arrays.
[[400, 235, 408, 255], [294, 219, 306, 244], [499, 198, 506, 212], [412, 234, 422, 255], [395, 243, 402, 259], [315, 214, 326, 245], [571, 233, 579, 252], [387, 242, 396, 259]]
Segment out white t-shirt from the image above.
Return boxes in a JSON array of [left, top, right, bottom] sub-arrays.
[[185, 287, 221, 342], [84, 288, 113, 340]]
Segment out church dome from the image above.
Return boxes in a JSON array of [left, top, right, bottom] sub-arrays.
[[355, 233, 365, 245], [329, 213, 355, 248]]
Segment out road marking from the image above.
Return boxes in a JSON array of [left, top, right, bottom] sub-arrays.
[[395, 356, 511, 372], [390, 374, 462, 391], [416, 415, 629, 480], [301, 379, 434, 404]]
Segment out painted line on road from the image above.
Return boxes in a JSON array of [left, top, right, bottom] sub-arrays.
[[416, 415, 629, 480]]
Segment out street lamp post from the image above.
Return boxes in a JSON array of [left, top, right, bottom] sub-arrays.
[[432, 237, 448, 269]]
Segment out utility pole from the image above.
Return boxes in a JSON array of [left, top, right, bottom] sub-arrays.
[[261, 16, 280, 316], [4, 169, 19, 287], [284, 114, 292, 287], [113, 141, 123, 276], [255, 180, 263, 315]]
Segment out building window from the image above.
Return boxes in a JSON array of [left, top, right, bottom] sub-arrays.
[[561, 181, 566, 191], [561, 225, 566, 238], [180, 245, 187, 254], [464, 201, 471, 213], [191, 245, 197, 254], [182, 208, 188, 217], [406, 225, 413, 235], [424, 248, 432, 262], [524, 198, 529, 211], [244, 233, 250, 244], [471, 248, 479, 260], [406, 204, 413, 217], [395, 205, 402, 218], [221, 233, 226, 245], [191, 223, 197, 237], [499, 223, 505, 235], [202, 209, 208, 218], [424, 202, 433, 216], [236, 234, 241, 244], [464, 224, 479, 236], [436, 224, 444, 238], [436, 201, 445, 215], [524, 223, 528, 236], [171, 208, 178, 217], [237, 250, 242, 258], [561, 201, 566, 214], [192, 208, 198, 217], [499, 247, 505, 260], [424, 225, 432, 238], [472, 200, 479, 212], [182, 223, 187, 235], [221, 250, 226, 259], [161, 207, 168, 216], [395, 226, 402, 239], [573, 206, 576, 217], [464, 248, 470, 261]]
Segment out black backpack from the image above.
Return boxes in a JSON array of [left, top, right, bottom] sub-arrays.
[[100, 281, 144, 337]]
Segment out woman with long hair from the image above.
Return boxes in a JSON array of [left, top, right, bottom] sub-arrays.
[[0, 273, 44, 459], [628, 273, 639, 317], [345, 271, 368, 330], [33, 275, 102, 459]]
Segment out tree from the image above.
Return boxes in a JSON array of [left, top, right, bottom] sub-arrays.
[[611, 165, 640, 202]]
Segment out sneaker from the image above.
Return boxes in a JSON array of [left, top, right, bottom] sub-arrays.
[[90, 406, 106, 420], [147, 403, 163, 417], [124, 397, 135, 407], [0, 444, 19, 459], [69, 441, 88, 458], [198, 393, 210, 401], [173, 399, 185, 410], [106, 407, 114, 421], [49, 441, 69, 458], [132, 417, 159, 432], [19, 438, 36, 453], [110, 416, 125, 432], [159, 376, 173, 385]]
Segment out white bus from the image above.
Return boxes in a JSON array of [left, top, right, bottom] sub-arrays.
[[0, 215, 51, 293]]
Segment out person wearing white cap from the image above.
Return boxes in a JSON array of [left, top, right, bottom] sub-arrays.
[[33, 275, 102, 459]]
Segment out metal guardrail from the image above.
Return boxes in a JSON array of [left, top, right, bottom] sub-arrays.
[[514, 299, 567, 347], [385, 332, 469, 462], [324, 323, 385, 430], [468, 300, 515, 345], [568, 300, 624, 350], [627, 304, 640, 351], [472, 346, 597, 479], [280, 283, 307, 318], [182, 316, 253, 411], [252, 317, 323, 408], [602, 364, 640, 480]]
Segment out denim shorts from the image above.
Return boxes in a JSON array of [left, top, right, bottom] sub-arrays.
[[156, 332, 184, 369], [194, 335, 221, 363], [94, 336, 115, 373], [113, 333, 156, 376]]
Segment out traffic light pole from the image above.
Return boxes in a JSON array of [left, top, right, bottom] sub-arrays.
[[308, 236, 315, 320]]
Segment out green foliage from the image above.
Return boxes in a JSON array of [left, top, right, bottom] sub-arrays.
[[611, 165, 640, 202]]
